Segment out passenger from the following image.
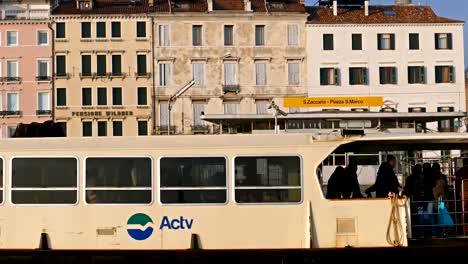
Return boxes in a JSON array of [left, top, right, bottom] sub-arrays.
[[422, 162, 436, 238], [326, 166, 345, 199], [455, 157, 468, 234], [432, 163, 447, 207], [343, 159, 363, 198], [404, 164, 423, 199], [365, 155, 400, 198]]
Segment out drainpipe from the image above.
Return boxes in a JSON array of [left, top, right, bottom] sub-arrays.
[[150, 15, 156, 135], [48, 21, 55, 121]]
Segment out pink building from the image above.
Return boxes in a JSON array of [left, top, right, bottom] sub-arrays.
[[0, 0, 51, 138]]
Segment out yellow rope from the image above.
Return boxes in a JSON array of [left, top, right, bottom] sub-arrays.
[[386, 193, 408, 247]]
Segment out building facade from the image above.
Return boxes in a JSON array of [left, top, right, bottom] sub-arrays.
[[51, 0, 153, 137], [306, 3, 466, 132], [0, 0, 52, 138]]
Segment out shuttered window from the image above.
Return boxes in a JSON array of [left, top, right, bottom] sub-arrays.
[[138, 120, 148, 136], [409, 33, 419, 50], [158, 25, 170, 47], [224, 62, 237, 85], [223, 101, 239, 114], [82, 121, 92, 137], [288, 61, 300, 85], [96, 54, 106, 76], [255, 25, 265, 46], [96, 22, 106, 38], [56, 88, 67, 106], [82, 88, 92, 106], [137, 87, 147, 105], [137, 54, 147, 75], [408, 66, 425, 84], [159, 101, 169, 126], [320, 68, 339, 85], [81, 55, 92, 76], [256, 100, 269, 114], [56, 22, 66, 39], [112, 87, 122, 105], [192, 62, 205, 85], [97, 87, 107, 106], [323, 34, 333, 50], [56, 55, 66, 76], [81, 22, 91, 38], [113, 121, 123, 136], [159, 63, 171, 86], [136, 21, 146, 38], [379, 67, 397, 85], [111, 22, 121, 38], [97, 121, 107, 137], [349, 67, 367, 85], [378, 33, 395, 50], [111, 54, 122, 76], [352, 34, 362, 50], [287, 24, 298, 46], [192, 25, 202, 46], [435, 33, 453, 50], [192, 102, 205, 126], [255, 62, 267, 85], [435, 66, 455, 83], [224, 25, 234, 46]]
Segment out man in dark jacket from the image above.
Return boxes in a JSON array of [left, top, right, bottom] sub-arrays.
[[365, 155, 400, 198]]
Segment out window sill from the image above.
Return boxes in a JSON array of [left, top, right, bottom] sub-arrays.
[[56, 106, 69, 110], [80, 38, 93, 42], [95, 38, 108, 42], [112, 106, 125, 109], [82, 106, 95, 109], [137, 105, 150, 109], [97, 106, 109, 109], [56, 38, 68, 42], [136, 37, 149, 41], [111, 38, 123, 42], [55, 74, 70, 79]]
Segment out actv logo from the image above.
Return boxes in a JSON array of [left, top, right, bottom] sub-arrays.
[[127, 213, 194, 240]]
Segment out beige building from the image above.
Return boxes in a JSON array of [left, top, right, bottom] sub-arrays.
[[152, 0, 308, 134], [51, 0, 154, 137]]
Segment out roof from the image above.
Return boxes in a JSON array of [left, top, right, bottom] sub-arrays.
[[307, 5, 463, 24], [52, 0, 305, 15]]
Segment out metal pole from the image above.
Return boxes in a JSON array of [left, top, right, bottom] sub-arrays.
[[167, 101, 171, 135], [275, 112, 278, 134]]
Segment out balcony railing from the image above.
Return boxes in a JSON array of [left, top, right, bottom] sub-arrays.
[[55, 73, 69, 79], [1, 110, 22, 116], [109, 72, 126, 78], [36, 110, 52, 115], [156, 125, 176, 135], [223, 84, 240, 93], [191, 125, 211, 134], [2, 77, 21, 82], [95, 72, 107, 77], [36, 76, 51, 82], [0, 9, 49, 20], [135, 72, 151, 78]]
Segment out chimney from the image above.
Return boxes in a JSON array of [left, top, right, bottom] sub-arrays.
[[244, 0, 252, 12], [364, 0, 369, 16], [207, 0, 213, 11], [333, 0, 337, 16]]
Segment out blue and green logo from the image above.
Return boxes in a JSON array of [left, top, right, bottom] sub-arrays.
[[127, 213, 154, 240]]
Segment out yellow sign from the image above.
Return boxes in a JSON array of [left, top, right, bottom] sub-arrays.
[[284, 96, 384, 108]]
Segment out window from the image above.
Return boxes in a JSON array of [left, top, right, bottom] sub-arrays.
[[288, 61, 300, 85], [138, 120, 148, 136], [379, 67, 397, 85], [234, 156, 301, 203], [160, 157, 227, 204], [85, 158, 152, 204], [81, 22, 91, 38], [435, 66, 455, 83], [192, 62, 205, 86], [56, 22, 66, 38], [56, 122, 67, 136], [323, 34, 333, 50], [96, 54, 106, 76], [7, 93, 19, 111], [113, 121, 123, 136], [112, 87, 122, 105], [11, 158, 78, 204], [38, 92, 50, 111], [96, 22, 106, 38], [256, 100, 269, 114], [82, 121, 92, 137], [408, 66, 425, 84], [159, 101, 169, 126], [223, 62, 237, 85], [8, 126, 17, 138], [224, 25, 234, 46], [192, 102, 205, 126], [111, 22, 121, 38], [378, 33, 395, 50], [37, 60, 49, 80], [57, 88, 67, 107], [0, 158, 3, 203], [7, 31, 18, 46], [255, 62, 267, 85], [81, 55, 92, 76], [7, 60, 18, 80], [255, 25, 265, 46], [137, 54, 147, 76], [82, 88, 92, 106], [98, 121, 107, 136], [111, 54, 122, 76], [288, 24, 299, 46], [435, 33, 452, 50], [56, 55, 66, 76], [409, 33, 419, 50], [320, 68, 339, 85], [352, 34, 362, 50], [137, 87, 147, 105], [159, 63, 171, 86], [97, 87, 107, 106], [192, 25, 202, 46], [136, 21, 146, 38], [349, 67, 367, 85], [37, 31, 48, 45], [438, 106, 455, 132], [223, 101, 239, 114], [158, 25, 170, 47]]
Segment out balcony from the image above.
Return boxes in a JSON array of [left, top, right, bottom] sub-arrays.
[[156, 125, 176, 135], [79, 72, 94, 79], [0, 7, 49, 20], [2, 77, 21, 83], [36, 76, 51, 82], [135, 72, 151, 78], [191, 125, 210, 134], [108, 72, 126, 79], [1, 110, 22, 116], [223, 84, 240, 93], [36, 110, 52, 115], [95, 72, 107, 78], [55, 73, 70, 79]]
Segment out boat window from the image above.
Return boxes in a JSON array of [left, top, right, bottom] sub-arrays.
[[234, 156, 301, 203], [85, 157, 152, 204], [11, 158, 78, 204], [0, 158, 3, 204], [159, 157, 227, 204]]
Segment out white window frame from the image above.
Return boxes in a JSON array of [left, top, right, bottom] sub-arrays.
[[7, 92, 19, 112], [287, 24, 299, 46], [83, 156, 154, 206], [438, 33, 448, 49], [254, 24, 266, 46], [6, 31, 18, 47], [254, 61, 268, 86], [7, 126, 17, 138], [158, 24, 170, 47], [37, 30, 49, 46], [380, 33, 392, 50], [37, 91, 50, 111], [158, 155, 228, 206], [223, 100, 240, 115], [192, 61, 206, 86], [287, 60, 301, 86], [37, 59, 50, 79], [9, 156, 79, 206], [6, 60, 19, 78]]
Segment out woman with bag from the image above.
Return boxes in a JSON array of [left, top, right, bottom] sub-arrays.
[[432, 163, 453, 237]]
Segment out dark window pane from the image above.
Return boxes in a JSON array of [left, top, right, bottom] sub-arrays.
[[96, 22, 106, 38], [86, 158, 152, 187], [86, 190, 151, 204], [137, 55, 147, 74], [56, 55, 66, 76], [136, 21, 146, 38], [57, 88, 67, 106], [113, 121, 123, 136], [81, 22, 91, 38], [96, 55, 106, 76], [82, 88, 92, 105], [349, 67, 367, 85], [323, 34, 333, 50], [408, 66, 425, 84], [235, 189, 301, 203], [0, 158, 3, 188], [12, 191, 77, 204], [160, 190, 226, 204], [12, 158, 77, 188], [352, 34, 362, 50], [224, 25, 233, 46], [379, 67, 397, 85], [82, 121, 92, 137], [435, 66, 454, 83], [255, 25, 265, 46], [112, 87, 122, 105], [81, 55, 91, 76], [97, 87, 107, 105], [111, 22, 121, 38], [137, 87, 147, 105], [56, 22, 66, 38], [98, 121, 107, 136], [192, 25, 202, 46], [138, 120, 148, 136], [57, 122, 67, 136], [112, 55, 121, 75], [409, 33, 419, 50]]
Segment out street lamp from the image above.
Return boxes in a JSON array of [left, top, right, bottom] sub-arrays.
[[268, 100, 288, 134], [167, 79, 195, 135]]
